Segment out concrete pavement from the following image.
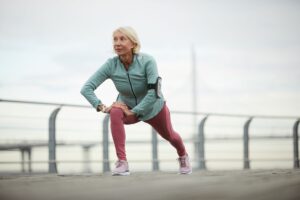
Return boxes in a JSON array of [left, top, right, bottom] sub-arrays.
[[1, 169, 300, 200]]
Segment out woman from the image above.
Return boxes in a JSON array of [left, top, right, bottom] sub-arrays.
[[80, 26, 192, 175]]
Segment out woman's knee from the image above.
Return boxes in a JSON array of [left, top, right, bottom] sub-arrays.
[[110, 107, 124, 119]]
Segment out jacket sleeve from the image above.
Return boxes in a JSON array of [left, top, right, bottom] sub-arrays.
[[131, 57, 159, 116], [80, 60, 111, 109]]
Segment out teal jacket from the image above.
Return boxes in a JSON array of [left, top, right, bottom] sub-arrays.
[[80, 53, 165, 121]]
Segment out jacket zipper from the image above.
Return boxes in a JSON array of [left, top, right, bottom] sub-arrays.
[[127, 72, 138, 105]]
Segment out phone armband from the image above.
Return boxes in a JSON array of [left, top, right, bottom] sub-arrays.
[[147, 77, 162, 98]]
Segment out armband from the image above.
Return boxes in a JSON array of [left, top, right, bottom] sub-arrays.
[[147, 77, 162, 98]]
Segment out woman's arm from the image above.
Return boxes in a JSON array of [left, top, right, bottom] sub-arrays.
[[80, 60, 111, 110]]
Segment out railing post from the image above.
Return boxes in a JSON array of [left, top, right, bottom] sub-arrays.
[[48, 107, 61, 173], [82, 145, 92, 173], [28, 147, 32, 173], [21, 148, 25, 173], [293, 119, 300, 169], [102, 114, 110, 173], [198, 116, 208, 170], [152, 128, 159, 171], [243, 117, 252, 169]]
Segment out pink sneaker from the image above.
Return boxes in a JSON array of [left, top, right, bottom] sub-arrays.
[[112, 160, 130, 176], [178, 154, 192, 174]]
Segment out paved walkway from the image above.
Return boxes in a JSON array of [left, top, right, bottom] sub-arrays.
[[1, 169, 300, 200]]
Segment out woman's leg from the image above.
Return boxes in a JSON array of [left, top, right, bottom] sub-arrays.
[[145, 104, 187, 157], [109, 107, 139, 161]]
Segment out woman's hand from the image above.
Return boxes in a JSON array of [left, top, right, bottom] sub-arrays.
[[122, 109, 135, 116], [97, 104, 107, 112], [103, 105, 113, 113], [97, 104, 113, 113], [111, 102, 135, 116]]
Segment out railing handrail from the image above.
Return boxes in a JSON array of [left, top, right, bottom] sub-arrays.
[[0, 98, 89, 108], [1, 98, 299, 119], [1, 98, 299, 173]]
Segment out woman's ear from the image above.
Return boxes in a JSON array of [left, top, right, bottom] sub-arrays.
[[132, 43, 137, 52]]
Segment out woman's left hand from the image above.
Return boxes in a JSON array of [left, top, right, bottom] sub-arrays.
[[112, 102, 135, 116], [122, 109, 135, 116]]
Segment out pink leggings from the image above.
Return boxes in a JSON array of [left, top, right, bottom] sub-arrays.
[[109, 103, 187, 161]]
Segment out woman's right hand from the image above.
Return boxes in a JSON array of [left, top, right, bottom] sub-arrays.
[[102, 102, 128, 113], [97, 104, 107, 112], [104, 105, 113, 113]]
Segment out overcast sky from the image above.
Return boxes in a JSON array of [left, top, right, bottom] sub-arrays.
[[1, 0, 300, 116]]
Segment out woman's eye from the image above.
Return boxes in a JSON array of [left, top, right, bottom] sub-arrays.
[[113, 36, 127, 42]]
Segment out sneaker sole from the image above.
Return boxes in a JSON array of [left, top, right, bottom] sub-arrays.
[[179, 171, 192, 175], [112, 171, 130, 176]]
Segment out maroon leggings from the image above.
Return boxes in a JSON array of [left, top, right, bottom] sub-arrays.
[[109, 103, 187, 161]]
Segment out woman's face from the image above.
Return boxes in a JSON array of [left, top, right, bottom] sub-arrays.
[[113, 31, 135, 56]]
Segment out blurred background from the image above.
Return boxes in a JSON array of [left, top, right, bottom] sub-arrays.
[[0, 0, 299, 174]]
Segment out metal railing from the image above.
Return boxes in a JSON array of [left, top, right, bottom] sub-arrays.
[[0, 98, 299, 173]]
